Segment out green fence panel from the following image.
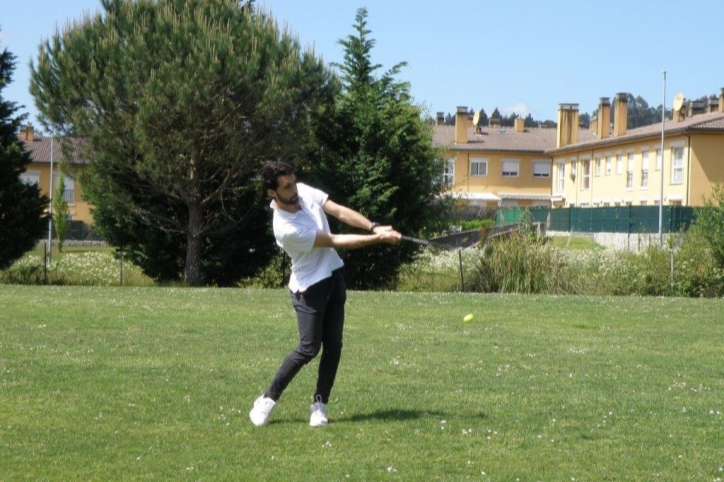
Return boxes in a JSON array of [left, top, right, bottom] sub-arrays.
[[600, 207, 620, 233], [548, 208, 570, 231], [629, 206, 659, 233], [569, 208, 592, 232], [494, 206, 695, 233]]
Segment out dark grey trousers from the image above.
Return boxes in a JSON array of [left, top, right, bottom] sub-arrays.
[[265, 269, 346, 404]]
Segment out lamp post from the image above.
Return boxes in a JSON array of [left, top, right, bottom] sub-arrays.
[[47, 131, 54, 261], [658, 71, 666, 243]]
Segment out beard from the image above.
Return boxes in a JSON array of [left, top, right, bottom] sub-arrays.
[[275, 192, 299, 206]]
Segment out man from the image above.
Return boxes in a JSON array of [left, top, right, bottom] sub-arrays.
[[250, 161, 401, 427]]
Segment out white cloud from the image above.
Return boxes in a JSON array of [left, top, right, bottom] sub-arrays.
[[500, 102, 530, 118]]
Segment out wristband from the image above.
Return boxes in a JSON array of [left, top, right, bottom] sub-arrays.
[[369, 222, 380, 232]]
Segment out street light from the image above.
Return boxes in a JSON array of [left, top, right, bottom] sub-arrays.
[[47, 131, 54, 261], [658, 70, 666, 243]]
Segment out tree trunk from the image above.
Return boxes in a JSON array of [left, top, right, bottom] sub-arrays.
[[185, 202, 204, 286]]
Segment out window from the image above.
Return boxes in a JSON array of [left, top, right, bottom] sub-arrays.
[[63, 177, 75, 204], [20, 171, 40, 186], [470, 158, 488, 177], [570, 159, 577, 179], [626, 152, 634, 189], [582, 160, 591, 190], [442, 158, 455, 186], [52, 171, 75, 204], [595, 157, 602, 177], [502, 159, 519, 177], [616, 154, 623, 175], [641, 150, 649, 189], [533, 160, 551, 178], [671, 147, 684, 184], [656, 148, 662, 171], [605, 156, 612, 175], [556, 161, 565, 193]]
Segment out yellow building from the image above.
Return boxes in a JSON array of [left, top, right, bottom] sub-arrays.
[[18, 124, 93, 224], [547, 90, 724, 207], [433, 106, 597, 208]]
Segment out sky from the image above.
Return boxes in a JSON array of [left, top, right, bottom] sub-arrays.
[[3, 0, 724, 128]]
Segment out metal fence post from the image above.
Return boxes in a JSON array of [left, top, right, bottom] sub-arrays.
[[459, 249, 465, 292]]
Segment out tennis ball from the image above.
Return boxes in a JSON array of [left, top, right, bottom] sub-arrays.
[[463, 314, 474, 323]]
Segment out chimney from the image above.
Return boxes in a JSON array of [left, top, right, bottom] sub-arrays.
[[436, 112, 445, 125], [590, 114, 598, 133], [489, 116, 501, 128], [613, 92, 628, 137], [514, 117, 525, 133], [688, 101, 706, 117], [467, 111, 474, 127], [455, 106, 468, 144], [596, 97, 610, 139], [720, 88, 724, 113], [22, 124, 35, 142], [556, 103, 579, 148], [708, 97, 719, 114]]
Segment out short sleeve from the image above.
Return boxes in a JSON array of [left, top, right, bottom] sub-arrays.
[[300, 183, 329, 208], [280, 226, 317, 254]]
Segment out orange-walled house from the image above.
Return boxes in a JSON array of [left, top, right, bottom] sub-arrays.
[[433, 105, 597, 208], [18, 124, 93, 225], [547, 90, 724, 207]]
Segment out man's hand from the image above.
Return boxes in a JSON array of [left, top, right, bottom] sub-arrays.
[[377, 229, 401, 245], [371, 224, 395, 234]]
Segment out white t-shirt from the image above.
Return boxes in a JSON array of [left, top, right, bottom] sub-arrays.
[[271, 182, 344, 292]]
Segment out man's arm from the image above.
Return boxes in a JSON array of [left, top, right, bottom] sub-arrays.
[[323, 199, 390, 233], [316, 199, 400, 248], [313, 231, 400, 249]]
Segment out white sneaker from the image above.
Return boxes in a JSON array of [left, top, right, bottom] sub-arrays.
[[309, 396, 328, 427], [249, 396, 276, 426]]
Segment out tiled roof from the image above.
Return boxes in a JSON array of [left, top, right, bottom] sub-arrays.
[[547, 112, 724, 154], [433, 125, 598, 153], [21, 136, 90, 165]]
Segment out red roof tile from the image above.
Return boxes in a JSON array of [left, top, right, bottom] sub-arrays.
[[433, 125, 598, 153], [21, 135, 90, 165], [547, 112, 724, 154]]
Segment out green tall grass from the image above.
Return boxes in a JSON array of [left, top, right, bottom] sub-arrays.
[[0, 246, 153, 286], [1, 286, 722, 480]]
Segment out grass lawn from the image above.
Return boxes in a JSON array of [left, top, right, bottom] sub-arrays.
[[1, 286, 722, 481]]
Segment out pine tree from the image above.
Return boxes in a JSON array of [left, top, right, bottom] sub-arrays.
[[309, 8, 451, 289], [0, 35, 48, 270], [29, 0, 337, 285], [52, 172, 69, 252]]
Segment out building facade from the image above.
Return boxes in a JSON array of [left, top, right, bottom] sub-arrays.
[[433, 106, 597, 208], [18, 124, 93, 224], [547, 90, 724, 208], [436, 88, 724, 210]]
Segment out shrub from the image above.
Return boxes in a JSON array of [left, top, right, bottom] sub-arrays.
[[0, 256, 46, 284], [456, 219, 496, 232], [673, 227, 724, 297], [239, 249, 288, 289], [466, 228, 577, 294], [395, 248, 473, 292], [694, 182, 724, 268]]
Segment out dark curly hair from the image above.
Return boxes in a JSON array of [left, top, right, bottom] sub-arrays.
[[261, 161, 296, 191]]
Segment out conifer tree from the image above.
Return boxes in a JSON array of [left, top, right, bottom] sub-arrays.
[[52, 172, 69, 252], [0, 34, 48, 270], [30, 0, 337, 285], [308, 8, 450, 289]]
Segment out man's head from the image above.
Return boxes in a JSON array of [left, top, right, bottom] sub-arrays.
[[262, 161, 299, 207], [261, 161, 296, 191]]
